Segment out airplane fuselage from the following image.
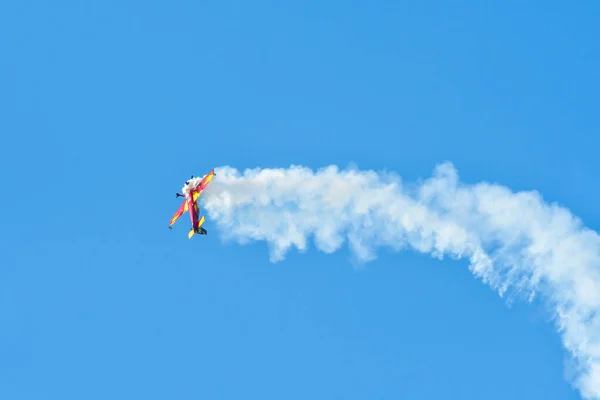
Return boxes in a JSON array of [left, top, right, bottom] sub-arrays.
[[185, 194, 199, 231]]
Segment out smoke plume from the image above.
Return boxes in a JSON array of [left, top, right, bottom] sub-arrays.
[[199, 162, 600, 399]]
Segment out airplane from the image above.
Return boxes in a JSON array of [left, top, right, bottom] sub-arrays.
[[168, 169, 215, 238]]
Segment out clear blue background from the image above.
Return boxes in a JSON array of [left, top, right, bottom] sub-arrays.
[[1, 1, 599, 399]]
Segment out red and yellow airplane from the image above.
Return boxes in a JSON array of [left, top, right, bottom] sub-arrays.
[[169, 169, 215, 238]]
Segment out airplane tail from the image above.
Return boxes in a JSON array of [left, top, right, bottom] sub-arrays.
[[188, 216, 207, 239]]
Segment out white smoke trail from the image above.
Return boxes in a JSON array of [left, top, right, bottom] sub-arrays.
[[199, 162, 600, 399]]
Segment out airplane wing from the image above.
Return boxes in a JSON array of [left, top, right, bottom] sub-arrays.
[[169, 200, 188, 227], [192, 169, 216, 196]]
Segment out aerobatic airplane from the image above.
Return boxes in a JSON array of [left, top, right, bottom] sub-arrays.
[[169, 169, 215, 238]]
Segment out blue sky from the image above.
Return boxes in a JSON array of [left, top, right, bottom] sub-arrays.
[[1, 1, 599, 399]]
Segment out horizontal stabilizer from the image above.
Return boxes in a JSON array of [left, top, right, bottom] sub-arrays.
[[188, 216, 206, 239]]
